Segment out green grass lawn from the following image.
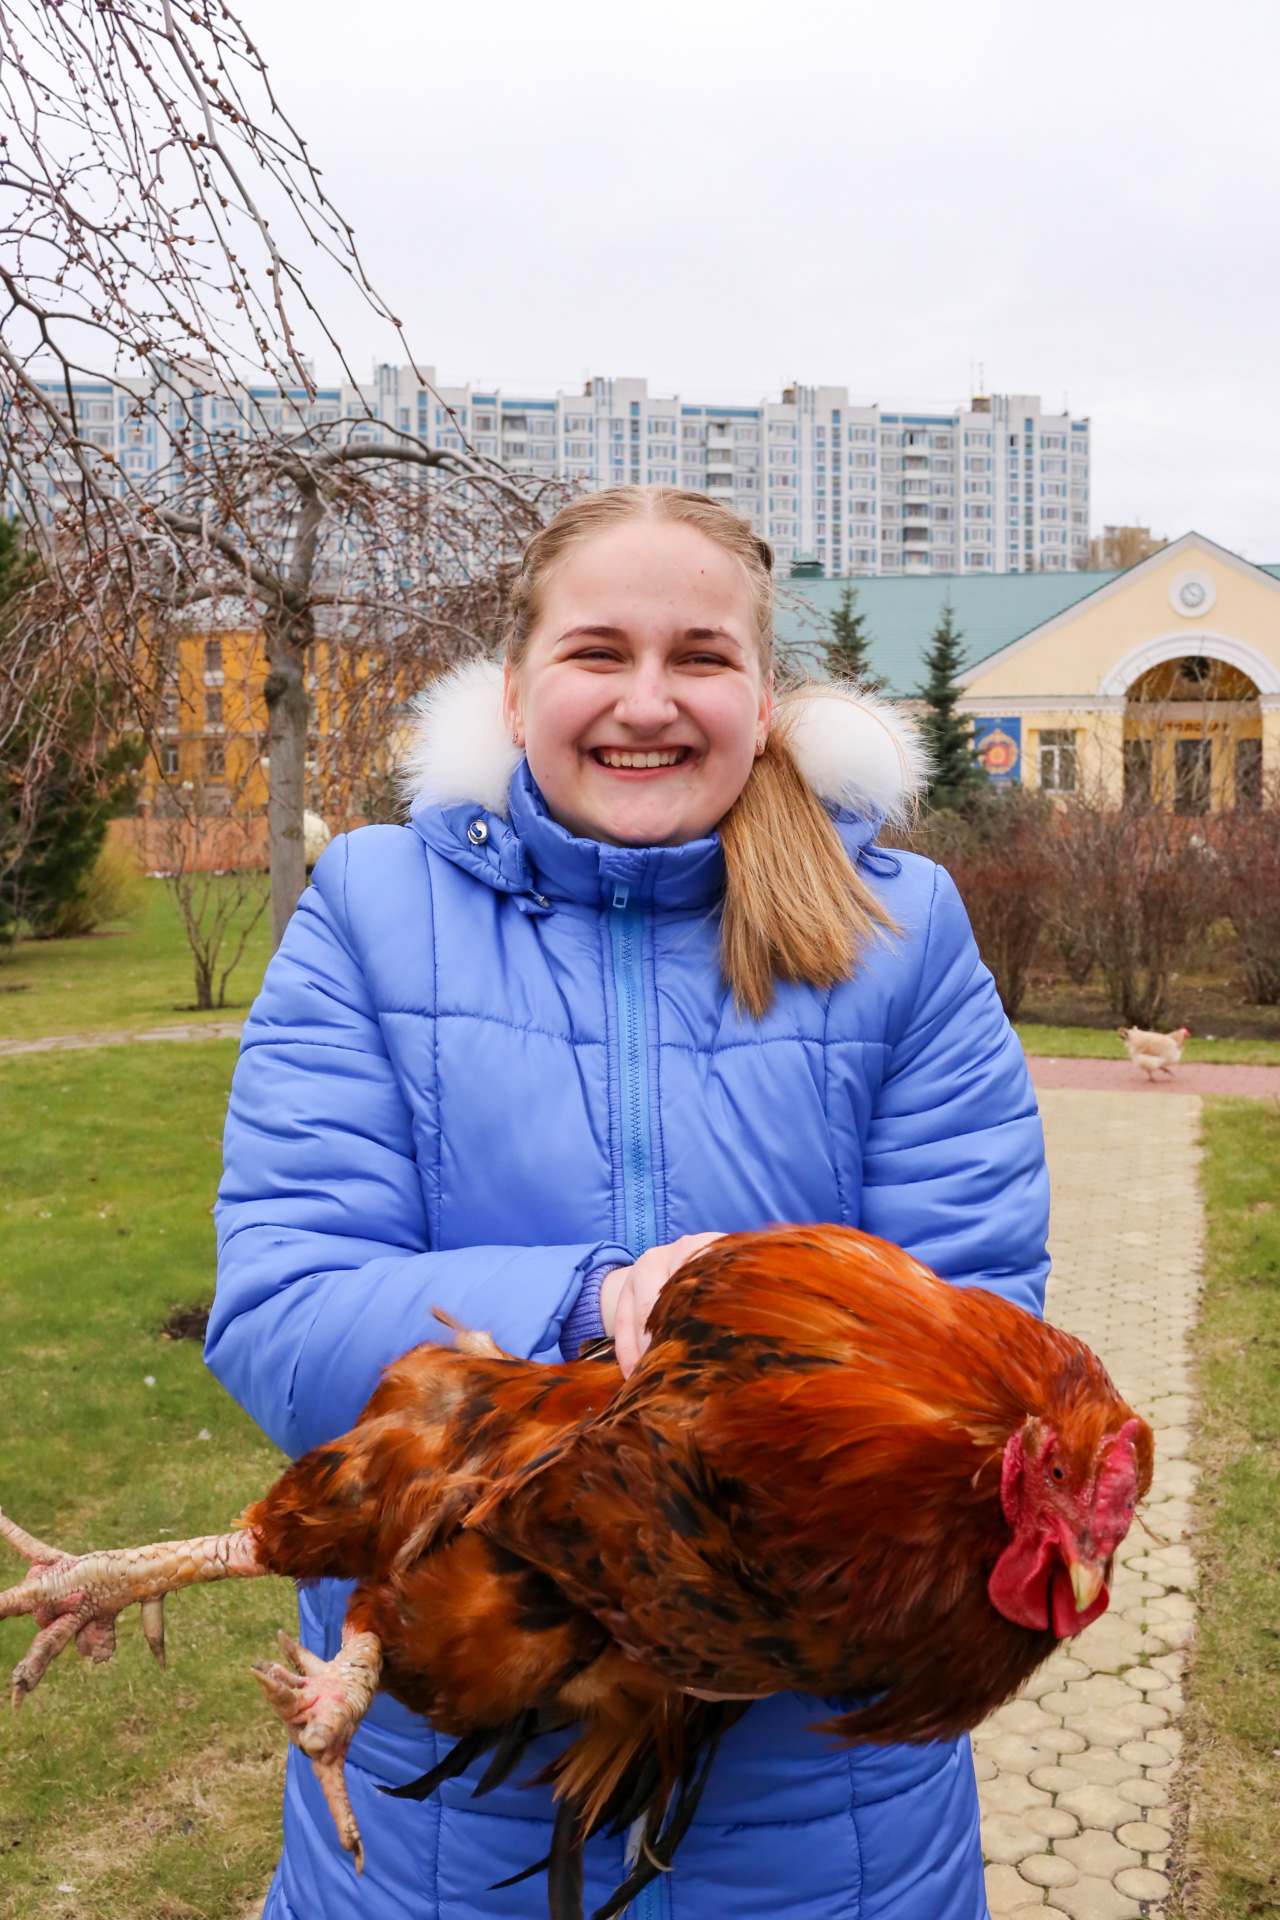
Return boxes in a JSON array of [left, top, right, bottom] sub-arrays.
[[1, 1037, 1277, 1916], [0, 880, 270, 1045], [0, 1044, 288, 1919], [1171, 1098, 1280, 1917], [1015, 1022, 1280, 1067]]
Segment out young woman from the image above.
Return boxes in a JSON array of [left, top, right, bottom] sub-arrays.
[[208, 487, 1048, 1920]]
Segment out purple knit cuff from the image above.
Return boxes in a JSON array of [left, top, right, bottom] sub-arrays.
[[561, 1264, 619, 1359]]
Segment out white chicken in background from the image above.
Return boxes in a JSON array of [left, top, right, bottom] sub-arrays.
[[304, 811, 332, 872], [1117, 1025, 1191, 1081]]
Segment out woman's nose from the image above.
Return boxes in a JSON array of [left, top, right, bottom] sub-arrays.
[[613, 668, 679, 732]]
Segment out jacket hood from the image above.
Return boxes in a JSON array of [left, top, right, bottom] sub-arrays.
[[399, 657, 928, 825]]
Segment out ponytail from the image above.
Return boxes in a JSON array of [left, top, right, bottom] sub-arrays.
[[719, 714, 896, 1019]]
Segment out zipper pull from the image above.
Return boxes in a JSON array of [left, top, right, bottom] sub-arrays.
[[612, 883, 630, 911]]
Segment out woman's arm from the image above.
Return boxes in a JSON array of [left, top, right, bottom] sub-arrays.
[[858, 862, 1050, 1316], [206, 834, 629, 1458]]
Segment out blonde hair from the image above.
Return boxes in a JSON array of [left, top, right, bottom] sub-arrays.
[[504, 486, 894, 1019]]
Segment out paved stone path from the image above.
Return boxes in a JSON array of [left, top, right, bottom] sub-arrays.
[[977, 1088, 1202, 1919], [1028, 1055, 1280, 1099], [0, 1018, 245, 1058]]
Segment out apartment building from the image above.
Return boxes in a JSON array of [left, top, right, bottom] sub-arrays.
[[24, 367, 1090, 577], [388, 370, 1090, 576]]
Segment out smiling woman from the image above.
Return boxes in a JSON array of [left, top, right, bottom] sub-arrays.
[[201, 481, 1052, 1920], [501, 487, 901, 1023]]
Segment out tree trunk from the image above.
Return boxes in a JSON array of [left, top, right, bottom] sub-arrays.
[[264, 622, 310, 952], [194, 954, 214, 1011]]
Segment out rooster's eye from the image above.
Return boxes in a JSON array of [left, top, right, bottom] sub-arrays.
[[1051, 1464, 1065, 1482]]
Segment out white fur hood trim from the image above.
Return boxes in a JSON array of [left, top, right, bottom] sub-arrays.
[[400, 656, 926, 823]]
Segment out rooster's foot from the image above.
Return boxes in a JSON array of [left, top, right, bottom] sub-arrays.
[[0, 1508, 263, 1708], [253, 1626, 383, 1873]]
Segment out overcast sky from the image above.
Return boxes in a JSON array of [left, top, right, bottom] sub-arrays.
[[255, 0, 1280, 557]]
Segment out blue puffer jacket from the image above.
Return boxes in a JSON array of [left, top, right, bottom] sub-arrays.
[[208, 681, 1048, 1920]]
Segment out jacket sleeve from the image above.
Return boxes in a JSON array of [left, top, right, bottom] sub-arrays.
[[858, 861, 1050, 1317], [206, 839, 629, 1459]]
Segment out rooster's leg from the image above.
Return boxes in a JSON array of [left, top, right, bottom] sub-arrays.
[[0, 1507, 265, 1709], [252, 1624, 382, 1874]]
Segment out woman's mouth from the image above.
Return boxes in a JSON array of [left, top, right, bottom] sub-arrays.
[[591, 747, 692, 771]]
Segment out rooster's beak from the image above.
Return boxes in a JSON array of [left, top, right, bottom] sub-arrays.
[[1066, 1556, 1106, 1612]]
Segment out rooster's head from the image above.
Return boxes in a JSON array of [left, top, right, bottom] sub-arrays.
[[986, 1414, 1152, 1640]]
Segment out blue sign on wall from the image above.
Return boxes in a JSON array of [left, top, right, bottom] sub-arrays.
[[973, 716, 1022, 783]]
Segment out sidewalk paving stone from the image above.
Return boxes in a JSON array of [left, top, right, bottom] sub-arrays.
[[979, 1089, 1202, 1920]]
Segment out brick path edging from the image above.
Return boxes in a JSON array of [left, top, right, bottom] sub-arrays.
[[1028, 1056, 1280, 1098]]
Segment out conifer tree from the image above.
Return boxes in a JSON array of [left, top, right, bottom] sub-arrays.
[[916, 601, 984, 812], [822, 585, 884, 692]]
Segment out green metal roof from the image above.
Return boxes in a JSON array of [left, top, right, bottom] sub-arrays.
[[777, 566, 1280, 697]]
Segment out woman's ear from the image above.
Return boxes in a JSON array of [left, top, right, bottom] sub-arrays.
[[502, 658, 524, 748]]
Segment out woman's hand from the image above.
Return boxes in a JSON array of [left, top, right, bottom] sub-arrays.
[[600, 1232, 724, 1378]]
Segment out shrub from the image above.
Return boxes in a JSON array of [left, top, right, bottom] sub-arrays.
[[1215, 804, 1280, 1005], [1047, 799, 1223, 1028], [917, 786, 1058, 1022], [42, 837, 148, 939], [1, 685, 143, 943]]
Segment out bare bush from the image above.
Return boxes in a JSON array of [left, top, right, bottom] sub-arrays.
[[151, 773, 268, 1010], [1047, 798, 1223, 1029], [916, 787, 1059, 1022], [1215, 797, 1280, 1006]]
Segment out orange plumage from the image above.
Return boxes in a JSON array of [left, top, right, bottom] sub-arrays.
[[1, 1225, 1154, 1920]]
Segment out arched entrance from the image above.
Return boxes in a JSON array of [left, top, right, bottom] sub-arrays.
[[1122, 654, 1262, 812]]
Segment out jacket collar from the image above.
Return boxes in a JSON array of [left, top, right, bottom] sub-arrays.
[[412, 761, 726, 912]]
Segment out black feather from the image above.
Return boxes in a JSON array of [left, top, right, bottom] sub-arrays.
[[590, 1704, 744, 1920], [473, 1708, 542, 1797], [491, 1850, 553, 1891], [381, 1727, 494, 1801], [547, 1796, 585, 1920]]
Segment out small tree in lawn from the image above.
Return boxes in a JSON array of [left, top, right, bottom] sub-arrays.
[[917, 603, 984, 813], [151, 768, 269, 1013], [822, 586, 884, 692]]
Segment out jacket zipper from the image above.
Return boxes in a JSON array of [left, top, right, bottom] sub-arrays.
[[609, 885, 658, 1257], [610, 885, 667, 1919]]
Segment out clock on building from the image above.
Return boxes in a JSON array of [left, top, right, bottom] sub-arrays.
[[1169, 571, 1216, 616]]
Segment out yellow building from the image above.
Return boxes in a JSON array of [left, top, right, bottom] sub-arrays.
[[784, 532, 1278, 811], [958, 533, 1276, 809], [140, 629, 352, 818]]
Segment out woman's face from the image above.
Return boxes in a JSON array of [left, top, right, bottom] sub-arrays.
[[503, 519, 772, 848]]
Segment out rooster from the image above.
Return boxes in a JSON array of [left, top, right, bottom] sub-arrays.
[[0, 1226, 1152, 1920], [1117, 1024, 1190, 1081]]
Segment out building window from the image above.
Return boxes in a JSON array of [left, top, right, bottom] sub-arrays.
[[1040, 729, 1078, 793], [205, 689, 223, 727], [205, 741, 226, 777], [1235, 737, 1262, 811], [161, 741, 179, 776], [1175, 738, 1212, 816], [203, 639, 223, 675], [1123, 739, 1152, 806]]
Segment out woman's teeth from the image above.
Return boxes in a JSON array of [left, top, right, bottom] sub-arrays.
[[598, 749, 684, 769]]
